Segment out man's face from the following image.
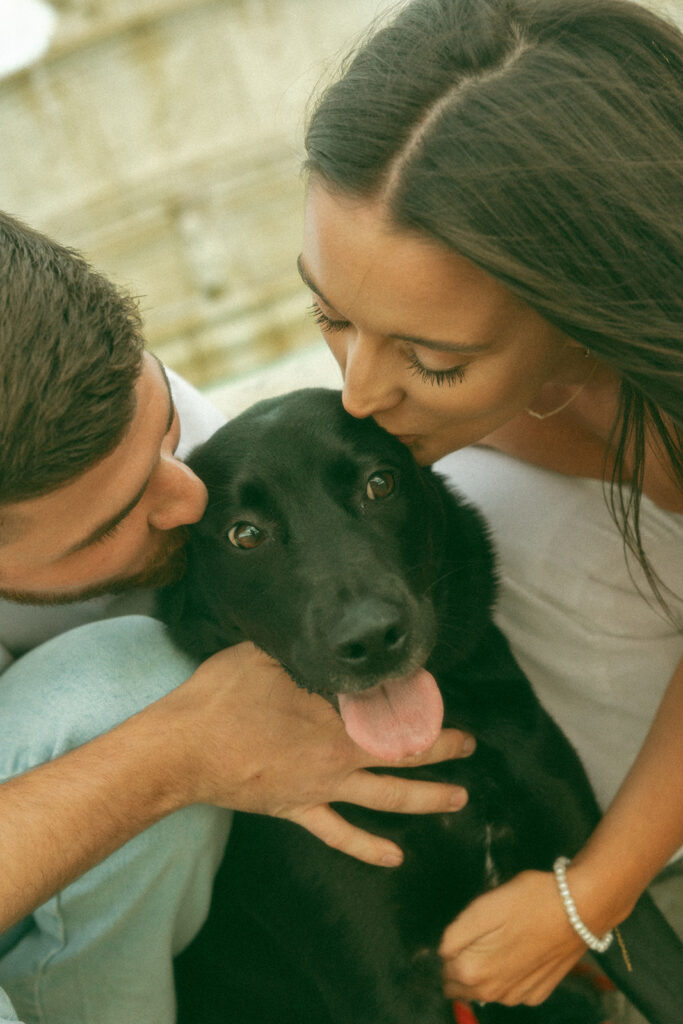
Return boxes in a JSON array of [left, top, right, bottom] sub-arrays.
[[0, 353, 208, 605]]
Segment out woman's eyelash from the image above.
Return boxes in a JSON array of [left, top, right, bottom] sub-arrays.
[[406, 352, 466, 387], [307, 300, 466, 386], [307, 302, 350, 334]]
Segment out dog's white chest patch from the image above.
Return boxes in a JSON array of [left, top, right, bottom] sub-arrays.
[[484, 824, 501, 888]]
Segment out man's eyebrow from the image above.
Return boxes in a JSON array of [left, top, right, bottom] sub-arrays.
[[65, 357, 176, 555], [153, 355, 177, 436], [296, 254, 492, 355]]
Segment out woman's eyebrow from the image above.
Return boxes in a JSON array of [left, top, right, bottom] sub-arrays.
[[296, 253, 492, 355], [393, 333, 492, 355], [297, 254, 336, 310]]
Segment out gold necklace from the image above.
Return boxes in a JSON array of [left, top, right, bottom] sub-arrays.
[[525, 353, 597, 421]]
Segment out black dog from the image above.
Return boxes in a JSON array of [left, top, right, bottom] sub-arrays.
[[161, 388, 682, 1024]]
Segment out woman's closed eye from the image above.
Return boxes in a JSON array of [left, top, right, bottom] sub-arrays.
[[307, 301, 350, 334], [405, 350, 467, 387], [308, 299, 468, 387]]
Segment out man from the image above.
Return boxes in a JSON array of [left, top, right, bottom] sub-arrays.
[[0, 211, 473, 1023]]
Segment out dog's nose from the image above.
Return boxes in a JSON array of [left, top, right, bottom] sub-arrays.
[[332, 598, 408, 670]]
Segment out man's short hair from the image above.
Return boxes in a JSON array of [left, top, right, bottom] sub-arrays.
[[0, 211, 145, 508]]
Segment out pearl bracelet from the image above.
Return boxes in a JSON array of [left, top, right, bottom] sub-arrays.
[[553, 856, 614, 954]]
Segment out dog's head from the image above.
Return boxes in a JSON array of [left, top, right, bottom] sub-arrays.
[[160, 389, 495, 759]]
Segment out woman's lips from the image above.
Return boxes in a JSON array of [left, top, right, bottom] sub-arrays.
[[374, 419, 421, 447]]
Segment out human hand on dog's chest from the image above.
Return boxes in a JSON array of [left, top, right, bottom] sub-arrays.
[[164, 640, 474, 867], [438, 870, 587, 1007]]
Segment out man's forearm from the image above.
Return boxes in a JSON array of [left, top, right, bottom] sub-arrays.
[[0, 641, 474, 934], [0, 700, 188, 934]]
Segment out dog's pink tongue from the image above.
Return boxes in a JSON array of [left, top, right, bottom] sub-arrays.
[[337, 669, 443, 761]]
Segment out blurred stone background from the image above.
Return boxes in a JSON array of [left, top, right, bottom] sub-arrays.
[[2, 0, 681, 414], [0, 0, 392, 404]]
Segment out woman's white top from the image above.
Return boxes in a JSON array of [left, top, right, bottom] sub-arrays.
[[436, 446, 683, 822]]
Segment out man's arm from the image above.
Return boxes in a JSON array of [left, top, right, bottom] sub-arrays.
[[0, 642, 472, 935]]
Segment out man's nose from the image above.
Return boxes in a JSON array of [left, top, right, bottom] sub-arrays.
[[147, 458, 208, 531]]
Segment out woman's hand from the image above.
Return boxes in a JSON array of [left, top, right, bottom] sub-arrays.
[[439, 870, 589, 1006], [163, 641, 475, 867], [441, 659, 683, 1008]]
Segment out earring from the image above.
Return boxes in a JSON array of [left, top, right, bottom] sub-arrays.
[[525, 348, 595, 421]]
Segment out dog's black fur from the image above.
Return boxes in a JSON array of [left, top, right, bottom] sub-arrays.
[[162, 389, 683, 1024]]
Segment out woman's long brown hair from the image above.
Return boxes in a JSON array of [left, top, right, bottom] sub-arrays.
[[305, 0, 683, 617]]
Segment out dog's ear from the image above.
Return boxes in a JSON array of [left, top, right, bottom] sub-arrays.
[[426, 469, 496, 579], [420, 467, 498, 650], [166, 605, 244, 662], [179, 614, 243, 661], [158, 583, 244, 661], [156, 577, 186, 631]]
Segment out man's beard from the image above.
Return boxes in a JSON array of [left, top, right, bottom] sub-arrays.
[[0, 529, 189, 607]]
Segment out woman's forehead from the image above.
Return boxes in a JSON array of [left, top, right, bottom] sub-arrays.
[[303, 183, 531, 337]]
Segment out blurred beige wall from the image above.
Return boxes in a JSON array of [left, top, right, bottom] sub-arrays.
[[3, 0, 680, 397], [0, 0, 393, 389]]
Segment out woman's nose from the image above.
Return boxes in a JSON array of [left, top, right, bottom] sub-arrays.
[[147, 458, 208, 532], [339, 334, 403, 420]]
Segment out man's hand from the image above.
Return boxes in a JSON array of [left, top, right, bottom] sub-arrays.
[[164, 642, 474, 866]]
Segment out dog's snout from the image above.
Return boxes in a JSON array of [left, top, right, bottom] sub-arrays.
[[332, 598, 408, 671]]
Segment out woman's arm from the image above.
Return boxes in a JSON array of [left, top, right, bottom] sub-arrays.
[[0, 642, 472, 936], [439, 656, 683, 1006]]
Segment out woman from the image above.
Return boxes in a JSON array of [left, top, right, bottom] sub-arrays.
[[299, 0, 683, 1019]]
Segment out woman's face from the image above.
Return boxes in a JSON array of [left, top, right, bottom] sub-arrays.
[[301, 181, 575, 464]]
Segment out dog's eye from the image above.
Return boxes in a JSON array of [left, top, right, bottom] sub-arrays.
[[227, 522, 266, 549], [366, 471, 395, 500]]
